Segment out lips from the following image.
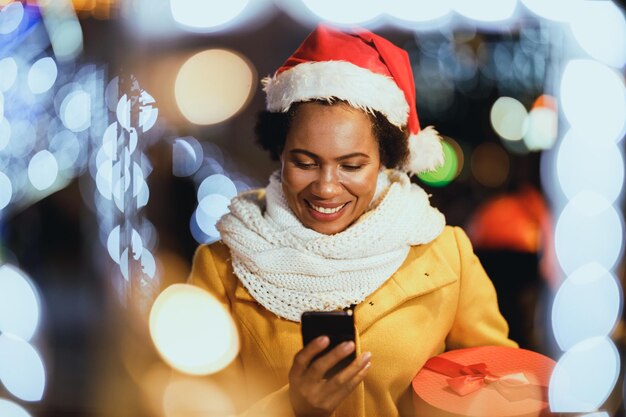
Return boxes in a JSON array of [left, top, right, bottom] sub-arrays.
[[304, 199, 349, 221], [308, 202, 347, 214]]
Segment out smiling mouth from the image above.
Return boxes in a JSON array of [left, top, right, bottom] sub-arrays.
[[305, 201, 348, 214]]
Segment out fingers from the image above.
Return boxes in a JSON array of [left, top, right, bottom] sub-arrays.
[[290, 336, 330, 380], [305, 341, 356, 382], [325, 352, 371, 404]]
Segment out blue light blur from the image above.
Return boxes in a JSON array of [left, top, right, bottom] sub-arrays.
[[549, 336, 620, 412]]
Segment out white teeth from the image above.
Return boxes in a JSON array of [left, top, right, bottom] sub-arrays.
[[310, 203, 345, 214]]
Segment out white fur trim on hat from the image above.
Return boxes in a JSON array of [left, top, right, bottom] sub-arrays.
[[262, 61, 409, 129], [406, 126, 445, 175]]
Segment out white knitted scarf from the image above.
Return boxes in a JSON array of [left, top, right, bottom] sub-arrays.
[[217, 169, 446, 322]]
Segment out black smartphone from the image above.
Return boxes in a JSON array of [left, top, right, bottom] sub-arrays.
[[301, 310, 356, 379]]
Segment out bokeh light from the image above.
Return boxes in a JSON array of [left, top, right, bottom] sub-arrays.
[[384, 0, 451, 23], [0, 117, 10, 151], [197, 174, 237, 201], [470, 142, 510, 188], [170, 0, 249, 31], [149, 284, 239, 375], [172, 137, 203, 177], [27, 57, 58, 95], [0, 1, 24, 35], [490, 96, 528, 141], [163, 376, 236, 417], [560, 59, 626, 142], [554, 192, 624, 275], [60, 89, 91, 132], [556, 129, 624, 204], [0, 399, 32, 417], [0, 170, 12, 210], [549, 336, 620, 412], [301, 0, 381, 25], [551, 262, 621, 351], [28, 150, 59, 191], [49, 19, 83, 61], [417, 139, 460, 187], [0, 57, 18, 92], [49, 130, 81, 171], [0, 333, 46, 401], [568, 1, 626, 68], [521, 0, 576, 22], [8, 120, 36, 158], [0, 264, 40, 341], [523, 106, 557, 150], [198, 194, 230, 219], [175, 49, 255, 125], [453, 0, 517, 23]]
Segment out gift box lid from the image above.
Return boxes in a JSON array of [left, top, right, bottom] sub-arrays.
[[412, 346, 556, 417]]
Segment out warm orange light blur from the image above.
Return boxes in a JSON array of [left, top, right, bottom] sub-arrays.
[[470, 142, 510, 188], [532, 94, 557, 112], [175, 49, 256, 125]]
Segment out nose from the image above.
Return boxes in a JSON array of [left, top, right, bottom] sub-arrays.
[[311, 167, 342, 199]]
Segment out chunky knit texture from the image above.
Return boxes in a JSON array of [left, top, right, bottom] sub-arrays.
[[217, 169, 446, 322]]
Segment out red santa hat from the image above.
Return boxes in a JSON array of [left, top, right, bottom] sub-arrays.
[[262, 25, 444, 174]]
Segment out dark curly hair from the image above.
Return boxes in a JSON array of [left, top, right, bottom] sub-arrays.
[[254, 99, 410, 169]]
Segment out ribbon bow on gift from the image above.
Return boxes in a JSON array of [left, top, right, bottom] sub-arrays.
[[424, 357, 547, 402]]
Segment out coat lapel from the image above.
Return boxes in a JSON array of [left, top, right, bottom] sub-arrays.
[[354, 242, 459, 333]]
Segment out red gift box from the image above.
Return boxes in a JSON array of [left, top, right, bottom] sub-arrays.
[[412, 346, 556, 417]]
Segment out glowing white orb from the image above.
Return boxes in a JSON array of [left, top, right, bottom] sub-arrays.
[[454, 0, 517, 22], [175, 49, 255, 125], [0, 399, 32, 417], [49, 130, 81, 171], [198, 174, 237, 201], [0, 170, 12, 210], [552, 262, 621, 351], [149, 284, 239, 375], [172, 137, 203, 177], [27, 57, 58, 94], [60, 89, 91, 132], [28, 150, 59, 191], [523, 107, 557, 150], [569, 1, 626, 68], [554, 192, 624, 274], [549, 336, 620, 412], [0, 57, 18, 92], [521, 0, 579, 22], [0, 333, 46, 402], [50, 19, 83, 61], [301, 0, 382, 24], [560, 59, 626, 142], [384, 0, 451, 22], [490, 96, 528, 141], [0, 265, 40, 341], [556, 129, 624, 204], [170, 0, 249, 30], [0, 117, 10, 151], [0, 1, 24, 35]]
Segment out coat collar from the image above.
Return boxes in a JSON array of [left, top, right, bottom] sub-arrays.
[[354, 241, 458, 333]]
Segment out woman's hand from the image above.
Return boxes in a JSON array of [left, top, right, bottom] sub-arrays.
[[288, 336, 371, 417]]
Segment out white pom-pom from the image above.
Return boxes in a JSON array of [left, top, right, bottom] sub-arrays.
[[405, 126, 445, 175]]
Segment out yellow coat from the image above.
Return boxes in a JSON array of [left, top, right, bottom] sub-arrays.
[[188, 225, 517, 417]]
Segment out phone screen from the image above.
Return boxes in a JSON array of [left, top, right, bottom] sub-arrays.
[[301, 310, 356, 379]]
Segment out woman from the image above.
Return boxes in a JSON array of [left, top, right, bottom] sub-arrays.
[[188, 25, 516, 417]]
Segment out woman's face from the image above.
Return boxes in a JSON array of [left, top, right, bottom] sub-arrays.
[[280, 102, 381, 235]]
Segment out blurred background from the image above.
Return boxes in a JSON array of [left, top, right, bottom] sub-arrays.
[[0, 0, 625, 416]]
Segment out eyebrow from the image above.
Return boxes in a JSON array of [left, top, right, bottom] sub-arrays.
[[288, 149, 371, 161]]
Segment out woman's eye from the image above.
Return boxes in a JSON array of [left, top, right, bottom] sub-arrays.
[[341, 165, 363, 171], [294, 161, 317, 169]]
